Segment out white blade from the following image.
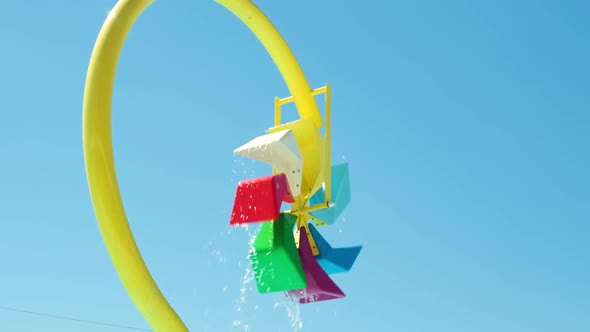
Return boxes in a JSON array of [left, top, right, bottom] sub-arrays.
[[234, 129, 303, 197]]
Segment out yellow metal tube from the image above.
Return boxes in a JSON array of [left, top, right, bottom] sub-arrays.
[[274, 96, 281, 127], [278, 96, 295, 104], [284, 201, 332, 215], [311, 86, 326, 96]]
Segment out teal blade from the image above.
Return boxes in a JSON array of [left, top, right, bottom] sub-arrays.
[[310, 163, 351, 225]]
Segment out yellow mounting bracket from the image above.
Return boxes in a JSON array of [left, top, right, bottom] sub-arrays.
[[274, 83, 333, 204], [275, 84, 333, 256]]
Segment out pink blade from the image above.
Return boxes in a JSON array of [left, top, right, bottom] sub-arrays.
[[287, 226, 346, 303]]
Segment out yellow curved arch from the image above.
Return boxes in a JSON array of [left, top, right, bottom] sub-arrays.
[[215, 0, 323, 128], [83, 0, 321, 331], [82, 0, 188, 331]]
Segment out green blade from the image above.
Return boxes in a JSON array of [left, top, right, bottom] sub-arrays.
[[250, 213, 307, 293]]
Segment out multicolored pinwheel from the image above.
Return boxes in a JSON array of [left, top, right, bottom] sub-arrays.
[[228, 85, 362, 303]]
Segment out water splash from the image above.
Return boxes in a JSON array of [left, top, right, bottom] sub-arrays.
[[210, 247, 227, 264], [338, 215, 347, 233], [231, 266, 256, 331], [274, 293, 303, 331], [229, 231, 258, 331]]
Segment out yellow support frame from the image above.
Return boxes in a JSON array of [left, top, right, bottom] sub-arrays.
[[274, 84, 333, 255], [274, 84, 332, 204]]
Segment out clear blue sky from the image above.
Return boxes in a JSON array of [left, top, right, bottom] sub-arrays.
[[0, 0, 588, 331]]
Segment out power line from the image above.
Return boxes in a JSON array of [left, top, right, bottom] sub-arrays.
[[0, 305, 152, 331]]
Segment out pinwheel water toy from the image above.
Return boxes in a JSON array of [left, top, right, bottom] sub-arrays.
[[229, 86, 362, 303], [83, 0, 361, 330]]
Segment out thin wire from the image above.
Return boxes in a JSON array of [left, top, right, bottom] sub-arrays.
[[0, 305, 152, 331]]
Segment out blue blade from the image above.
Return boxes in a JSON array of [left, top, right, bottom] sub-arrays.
[[308, 223, 362, 275]]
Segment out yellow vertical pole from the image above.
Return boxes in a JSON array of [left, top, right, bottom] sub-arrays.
[[324, 84, 332, 203], [274, 96, 281, 127]]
